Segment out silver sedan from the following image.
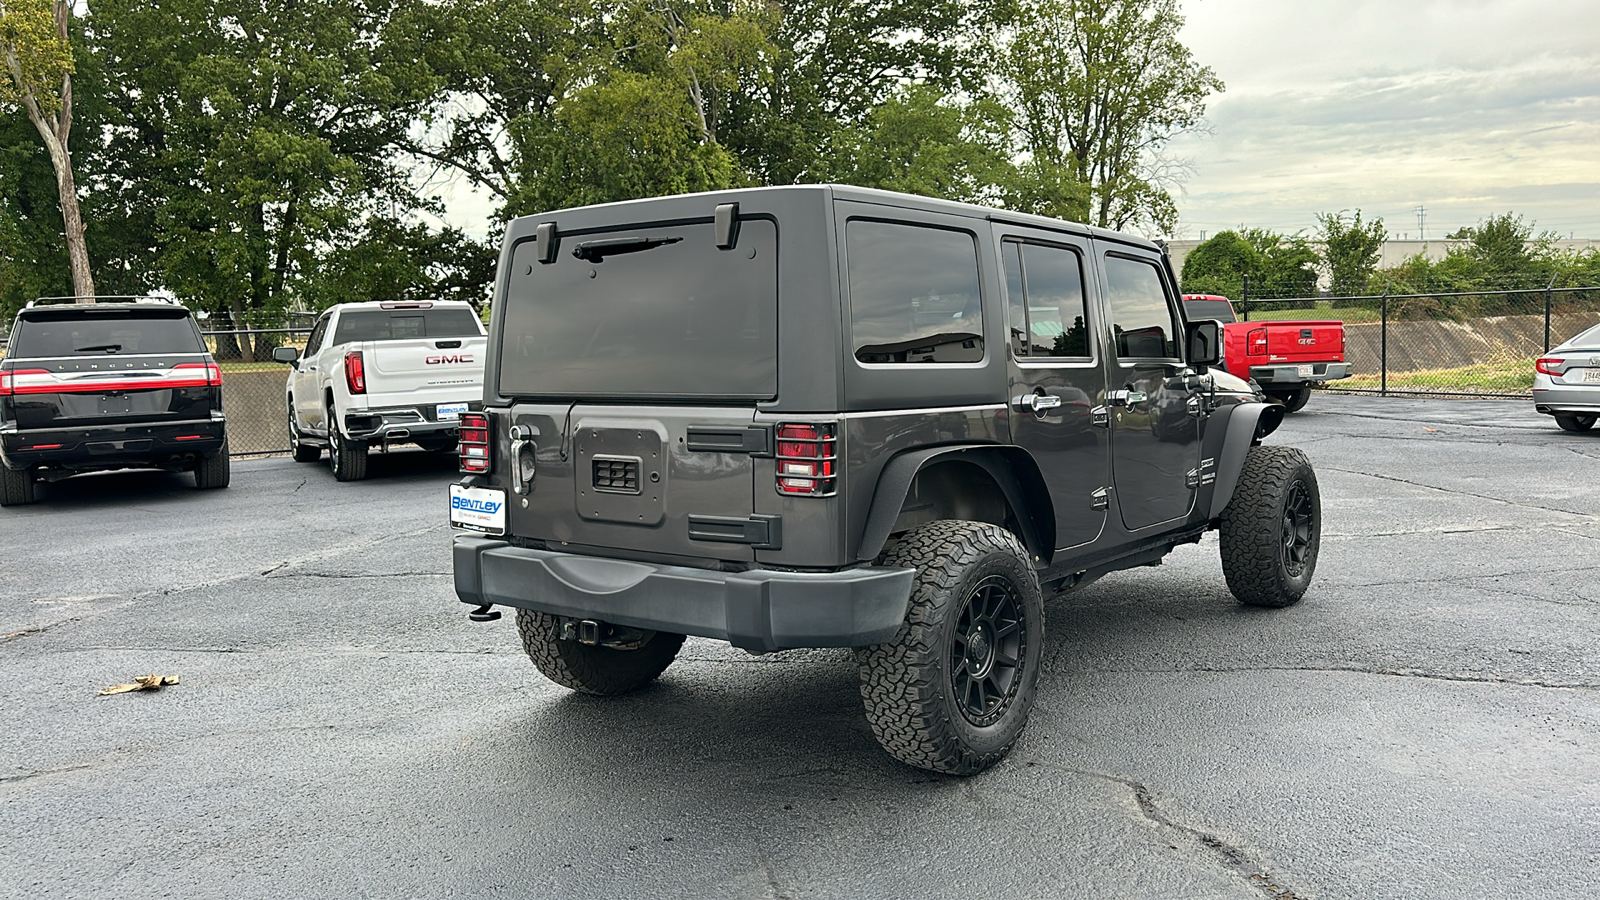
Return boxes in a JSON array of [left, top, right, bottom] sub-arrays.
[[1534, 320, 1600, 432]]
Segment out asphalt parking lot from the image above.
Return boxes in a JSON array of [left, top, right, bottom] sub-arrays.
[[3, 395, 1597, 900]]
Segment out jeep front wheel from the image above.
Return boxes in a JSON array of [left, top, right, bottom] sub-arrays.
[[1219, 445, 1321, 607], [855, 520, 1044, 776], [516, 609, 686, 696]]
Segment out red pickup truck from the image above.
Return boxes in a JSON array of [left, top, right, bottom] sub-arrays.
[[1182, 294, 1350, 412]]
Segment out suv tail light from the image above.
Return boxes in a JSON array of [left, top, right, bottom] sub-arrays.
[[459, 412, 491, 473], [174, 362, 223, 386], [0, 369, 48, 396], [1246, 327, 1268, 356], [1535, 357, 1566, 376], [345, 351, 366, 394], [775, 423, 837, 496]]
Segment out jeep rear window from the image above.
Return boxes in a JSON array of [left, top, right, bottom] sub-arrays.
[[332, 308, 483, 344], [847, 220, 982, 364], [9, 309, 204, 357], [497, 219, 778, 399]]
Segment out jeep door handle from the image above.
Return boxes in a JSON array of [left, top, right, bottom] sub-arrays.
[[1012, 392, 1063, 414], [1108, 388, 1148, 406]]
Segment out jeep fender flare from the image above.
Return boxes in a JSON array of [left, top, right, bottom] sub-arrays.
[[1207, 401, 1286, 520], [855, 445, 1056, 564]]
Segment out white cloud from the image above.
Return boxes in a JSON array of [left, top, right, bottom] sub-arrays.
[[1170, 0, 1600, 239]]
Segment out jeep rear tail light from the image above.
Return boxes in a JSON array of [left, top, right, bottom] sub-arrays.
[[345, 351, 366, 394], [775, 423, 837, 496], [1246, 327, 1267, 356], [459, 412, 491, 474], [1535, 357, 1566, 375]]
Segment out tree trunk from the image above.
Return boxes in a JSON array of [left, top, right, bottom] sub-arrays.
[[7, 1, 95, 301]]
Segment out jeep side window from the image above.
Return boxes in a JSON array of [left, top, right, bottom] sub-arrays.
[[1003, 240, 1091, 359], [1104, 255, 1180, 359], [847, 220, 983, 364]]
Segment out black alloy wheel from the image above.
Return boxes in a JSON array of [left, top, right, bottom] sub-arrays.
[[951, 575, 1027, 727], [1282, 479, 1316, 578]]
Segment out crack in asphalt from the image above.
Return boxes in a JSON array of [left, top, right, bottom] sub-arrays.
[[1035, 763, 1304, 899], [264, 571, 450, 579], [1078, 664, 1600, 691], [1337, 561, 1600, 590], [0, 762, 101, 785], [1320, 465, 1598, 519], [0, 616, 83, 645]]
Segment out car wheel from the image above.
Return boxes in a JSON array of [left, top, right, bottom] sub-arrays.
[[515, 609, 686, 695], [855, 520, 1044, 775], [288, 403, 320, 462], [1266, 386, 1312, 413], [328, 406, 368, 482], [1554, 414, 1596, 433], [1, 465, 38, 506], [1220, 445, 1320, 607], [193, 436, 231, 490]]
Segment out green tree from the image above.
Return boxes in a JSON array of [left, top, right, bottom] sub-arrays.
[[298, 218, 495, 309], [0, 0, 93, 297], [1317, 209, 1386, 296], [821, 84, 1016, 205], [87, 0, 443, 357], [1001, 0, 1222, 233], [1182, 228, 1317, 300]]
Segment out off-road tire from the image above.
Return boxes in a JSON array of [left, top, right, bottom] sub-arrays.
[[1554, 414, 1596, 433], [516, 609, 686, 695], [1, 465, 37, 506], [193, 437, 231, 489], [854, 520, 1044, 776], [1220, 445, 1320, 607], [1266, 386, 1312, 413], [288, 404, 320, 462], [328, 406, 368, 482]]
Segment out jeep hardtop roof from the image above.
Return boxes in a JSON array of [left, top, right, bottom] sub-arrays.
[[502, 184, 1162, 254]]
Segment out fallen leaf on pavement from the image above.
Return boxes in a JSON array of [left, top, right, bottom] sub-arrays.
[[98, 675, 180, 696]]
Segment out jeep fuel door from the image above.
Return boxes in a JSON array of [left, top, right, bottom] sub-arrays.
[[998, 234, 1109, 550], [1098, 249, 1202, 531]]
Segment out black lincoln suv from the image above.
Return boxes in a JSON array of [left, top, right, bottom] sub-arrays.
[[1, 297, 229, 506]]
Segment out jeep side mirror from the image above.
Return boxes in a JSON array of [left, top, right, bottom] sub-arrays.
[[272, 346, 300, 364], [1185, 319, 1222, 371]]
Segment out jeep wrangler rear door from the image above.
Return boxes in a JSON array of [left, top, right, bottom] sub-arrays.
[[491, 218, 778, 563], [996, 230, 1110, 550], [1096, 247, 1202, 531]]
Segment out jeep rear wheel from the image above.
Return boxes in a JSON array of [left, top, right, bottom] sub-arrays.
[[855, 520, 1044, 776], [516, 609, 686, 696], [1220, 445, 1320, 607], [1, 465, 37, 506], [328, 406, 368, 482]]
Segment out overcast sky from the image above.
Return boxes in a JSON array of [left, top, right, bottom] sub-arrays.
[[1169, 0, 1600, 240], [427, 0, 1600, 242]]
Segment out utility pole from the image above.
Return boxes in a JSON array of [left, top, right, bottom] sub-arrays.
[[1415, 205, 1427, 241]]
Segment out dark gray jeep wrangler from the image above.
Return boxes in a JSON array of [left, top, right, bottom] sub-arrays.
[[450, 185, 1319, 775]]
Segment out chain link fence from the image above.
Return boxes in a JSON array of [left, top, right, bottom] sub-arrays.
[[1232, 285, 1600, 398], [206, 328, 309, 455]]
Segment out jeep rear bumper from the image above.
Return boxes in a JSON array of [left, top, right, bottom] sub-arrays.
[[1250, 362, 1351, 384], [452, 535, 914, 652]]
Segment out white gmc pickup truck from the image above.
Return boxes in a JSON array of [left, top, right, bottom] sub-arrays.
[[273, 301, 487, 481]]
